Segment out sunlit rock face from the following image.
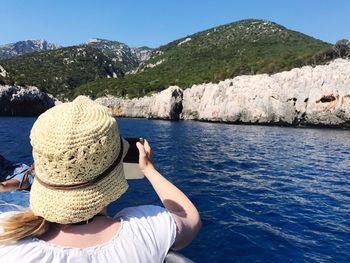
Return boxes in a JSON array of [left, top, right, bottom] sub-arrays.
[[96, 59, 350, 128], [95, 86, 183, 120], [181, 59, 350, 127]]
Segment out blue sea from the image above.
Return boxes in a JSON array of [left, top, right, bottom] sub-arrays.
[[0, 117, 350, 262]]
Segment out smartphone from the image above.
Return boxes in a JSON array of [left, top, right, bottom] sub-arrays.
[[123, 137, 145, 179]]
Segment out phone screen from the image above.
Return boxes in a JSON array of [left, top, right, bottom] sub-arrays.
[[123, 138, 144, 179], [124, 138, 140, 163]]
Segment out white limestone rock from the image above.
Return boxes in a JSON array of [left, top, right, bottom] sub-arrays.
[[96, 59, 350, 128], [0, 65, 7, 77], [95, 86, 183, 120], [182, 59, 350, 127]]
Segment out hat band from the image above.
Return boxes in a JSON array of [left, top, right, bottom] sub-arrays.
[[35, 137, 124, 190]]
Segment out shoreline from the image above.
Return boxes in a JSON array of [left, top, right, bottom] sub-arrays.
[[98, 59, 350, 129], [1, 59, 350, 129], [1, 115, 350, 132], [115, 116, 350, 130]]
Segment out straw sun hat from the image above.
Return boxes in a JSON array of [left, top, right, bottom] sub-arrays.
[[29, 96, 129, 224]]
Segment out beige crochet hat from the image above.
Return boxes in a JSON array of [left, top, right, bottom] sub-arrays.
[[29, 96, 129, 224]]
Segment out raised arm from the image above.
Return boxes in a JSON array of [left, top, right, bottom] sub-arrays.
[[136, 140, 201, 250]]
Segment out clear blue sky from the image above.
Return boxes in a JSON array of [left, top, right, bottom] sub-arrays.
[[0, 0, 349, 48]]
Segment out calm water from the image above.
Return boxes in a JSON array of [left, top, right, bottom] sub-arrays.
[[0, 117, 350, 263]]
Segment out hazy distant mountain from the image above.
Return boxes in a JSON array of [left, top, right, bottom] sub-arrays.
[[86, 38, 153, 72], [0, 39, 61, 59]]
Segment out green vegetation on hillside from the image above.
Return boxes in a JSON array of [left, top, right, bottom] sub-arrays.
[[75, 19, 333, 99], [0, 46, 124, 99], [1, 19, 341, 100]]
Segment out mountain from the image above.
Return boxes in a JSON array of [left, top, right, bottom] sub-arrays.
[[86, 38, 153, 72], [0, 19, 338, 99], [0, 45, 124, 99], [75, 19, 333, 99], [0, 39, 61, 59], [0, 38, 153, 98]]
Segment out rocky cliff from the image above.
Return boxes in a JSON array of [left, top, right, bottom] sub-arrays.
[[0, 85, 58, 116], [86, 38, 153, 72], [2, 59, 349, 127], [96, 86, 183, 119], [97, 59, 350, 128], [181, 58, 350, 127]]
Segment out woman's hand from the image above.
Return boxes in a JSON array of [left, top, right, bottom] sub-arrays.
[[136, 139, 154, 172]]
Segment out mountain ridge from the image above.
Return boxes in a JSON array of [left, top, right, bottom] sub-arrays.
[[0, 39, 61, 59], [1, 19, 344, 100], [74, 19, 334, 98]]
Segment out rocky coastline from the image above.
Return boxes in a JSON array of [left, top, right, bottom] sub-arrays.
[[95, 86, 183, 120], [1, 59, 350, 128], [97, 59, 350, 128], [0, 85, 57, 116]]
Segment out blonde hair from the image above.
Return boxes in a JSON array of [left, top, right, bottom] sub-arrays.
[[0, 209, 51, 243]]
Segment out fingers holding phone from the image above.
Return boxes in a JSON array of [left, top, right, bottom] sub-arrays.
[[136, 139, 154, 172]]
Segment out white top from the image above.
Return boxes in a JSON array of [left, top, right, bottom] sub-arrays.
[[0, 205, 177, 263]]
